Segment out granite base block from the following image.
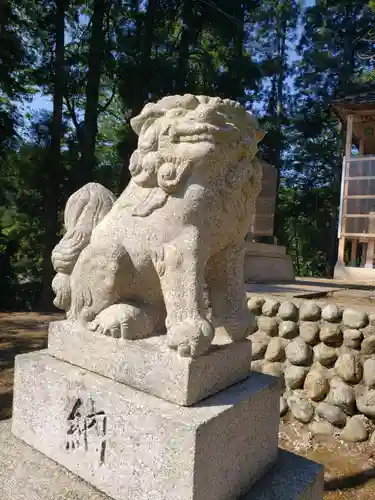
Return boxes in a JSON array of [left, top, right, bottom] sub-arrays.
[[244, 243, 295, 283], [0, 420, 108, 500], [1, 421, 323, 500], [245, 450, 324, 500], [12, 351, 279, 500], [48, 320, 252, 406]]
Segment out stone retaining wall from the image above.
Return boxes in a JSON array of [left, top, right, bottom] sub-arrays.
[[247, 294, 375, 443]]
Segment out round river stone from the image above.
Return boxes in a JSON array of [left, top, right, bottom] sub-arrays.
[[335, 353, 363, 384], [285, 338, 313, 366], [299, 302, 321, 322], [342, 308, 368, 329], [262, 299, 280, 317], [299, 322, 320, 345], [321, 304, 342, 323], [279, 321, 299, 339], [278, 301, 298, 321]]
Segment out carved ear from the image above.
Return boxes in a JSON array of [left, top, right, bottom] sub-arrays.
[[132, 187, 168, 217], [225, 158, 252, 190], [130, 151, 162, 189], [157, 161, 192, 193]]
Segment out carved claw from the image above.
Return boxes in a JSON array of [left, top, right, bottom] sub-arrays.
[[167, 317, 215, 358], [88, 303, 157, 340], [88, 317, 121, 338], [88, 321, 99, 332]]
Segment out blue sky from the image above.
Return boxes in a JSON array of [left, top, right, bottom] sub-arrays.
[[27, 0, 316, 114]]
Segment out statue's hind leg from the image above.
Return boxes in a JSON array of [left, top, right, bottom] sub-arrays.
[[206, 241, 257, 340], [69, 242, 165, 339], [68, 242, 130, 324], [88, 303, 164, 339]]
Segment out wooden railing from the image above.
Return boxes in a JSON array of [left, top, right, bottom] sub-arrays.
[[339, 155, 375, 238], [338, 155, 375, 267]]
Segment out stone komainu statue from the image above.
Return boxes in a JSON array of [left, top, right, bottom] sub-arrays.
[[51, 94, 265, 357]]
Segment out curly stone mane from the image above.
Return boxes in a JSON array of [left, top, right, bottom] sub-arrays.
[[128, 94, 264, 195]]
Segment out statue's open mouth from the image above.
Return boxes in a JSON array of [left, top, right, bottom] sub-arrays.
[[172, 122, 239, 143]]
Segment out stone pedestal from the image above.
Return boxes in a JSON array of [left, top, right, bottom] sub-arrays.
[[12, 351, 279, 500], [47, 320, 253, 406], [8, 321, 323, 500], [244, 242, 295, 282], [334, 260, 375, 282], [1, 420, 323, 500]]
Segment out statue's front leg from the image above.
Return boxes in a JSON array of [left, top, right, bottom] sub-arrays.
[[152, 227, 214, 358], [206, 241, 256, 341]]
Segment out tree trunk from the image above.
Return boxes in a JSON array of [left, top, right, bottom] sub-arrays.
[[272, 17, 287, 240], [227, 5, 245, 101], [326, 20, 354, 276], [80, 0, 107, 184], [38, 0, 65, 310], [175, 0, 195, 93], [118, 0, 158, 193], [137, 0, 157, 109]]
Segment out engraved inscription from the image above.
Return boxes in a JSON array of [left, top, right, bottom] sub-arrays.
[[65, 397, 107, 465]]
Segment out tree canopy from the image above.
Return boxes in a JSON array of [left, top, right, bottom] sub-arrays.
[[1, 0, 375, 310]]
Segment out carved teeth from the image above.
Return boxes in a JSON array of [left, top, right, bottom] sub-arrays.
[[178, 134, 213, 142]]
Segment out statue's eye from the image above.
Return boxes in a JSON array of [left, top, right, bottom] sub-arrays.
[[139, 126, 158, 151], [158, 123, 174, 140], [138, 116, 154, 135], [165, 109, 186, 118]]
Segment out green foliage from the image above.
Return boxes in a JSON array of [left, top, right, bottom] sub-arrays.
[[275, 0, 375, 277], [278, 186, 337, 276], [2, 0, 375, 308]]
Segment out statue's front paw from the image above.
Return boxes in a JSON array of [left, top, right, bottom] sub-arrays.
[[167, 317, 214, 358], [213, 309, 257, 341], [88, 303, 157, 340], [88, 308, 122, 338]]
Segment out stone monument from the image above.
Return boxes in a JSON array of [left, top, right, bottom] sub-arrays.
[[244, 159, 295, 283], [5, 95, 323, 499]]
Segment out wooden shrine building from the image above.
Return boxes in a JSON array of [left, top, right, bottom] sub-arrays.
[[332, 86, 375, 281]]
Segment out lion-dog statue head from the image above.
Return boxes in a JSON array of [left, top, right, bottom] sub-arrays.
[[126, 94, 265, 218]]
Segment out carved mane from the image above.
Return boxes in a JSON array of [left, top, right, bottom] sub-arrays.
[[127, 94, 264, 217]]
